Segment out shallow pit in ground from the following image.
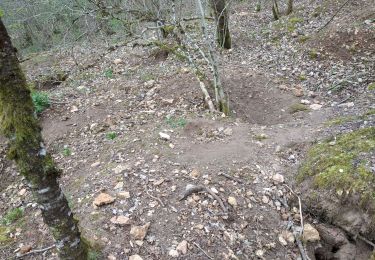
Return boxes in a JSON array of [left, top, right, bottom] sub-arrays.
[[223, 68, 300, 125]]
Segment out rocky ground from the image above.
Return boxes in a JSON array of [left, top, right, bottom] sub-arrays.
[[1, 0, 374, 259]]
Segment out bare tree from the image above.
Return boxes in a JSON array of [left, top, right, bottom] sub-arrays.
[[286, 0, 293, 15], [272, 0, 280, 20], [0, 18, 87, 260], [209, 0, 231, 49]]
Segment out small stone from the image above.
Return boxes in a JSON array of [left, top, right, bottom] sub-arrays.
[[262, 195, 269, 204], [300, 99, 310, 105], [153, 178, 164, 186], [113, 58, 123, 65], [223, 128, 233, 136], [130, 223, 150, 240], [91, 161, 101, 167], [303, 224, 320, 242], [18, 189, 27, 196], [144, 80, 155, 87], [114, 182, 124, 190], [129, 255, 143, 260], [272, 173, 284, 183], [293, 88, 304, 97], [93, 193, 115, 207], [282, 230, 295, 244], [309, 104, 322, 110], [278, 235, 288, 246], [190, 169, 200, 178], [112, 164, 130, 174], [168, 249, 179, 258], [176, 240, 188, 255], [19, 245, 32, 254], [227, 196, 237, 207], [117, 191, 130, 199], [70, 105, 79, 112], [108, 253, 117, 260], [110, 216, 130, 226], [159, 132, 170, 141], [255, 249, 264, 257]]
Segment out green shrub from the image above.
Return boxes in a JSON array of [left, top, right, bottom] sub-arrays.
[[166, 116, 187, 128], [106, 132, 117, 140], [104, 69, 114, 79], [31, 91, 50, 114], [1, 208, 24, 225]]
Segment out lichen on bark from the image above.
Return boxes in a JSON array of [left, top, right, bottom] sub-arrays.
[[0, 18, 87, 259]]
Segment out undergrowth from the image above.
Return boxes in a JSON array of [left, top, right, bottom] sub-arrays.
[[298, 127, 375, 209], [31, 91, 50, 114]]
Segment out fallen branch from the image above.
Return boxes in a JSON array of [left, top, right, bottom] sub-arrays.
[[284, 184, 304, 231], [146, 190, 165, 207], [16, 244, 55, 258], [218, 172, 244, 184], [179, 185, 227, 213], [193, 242, 214, 260], [317, 0, 352, 32]]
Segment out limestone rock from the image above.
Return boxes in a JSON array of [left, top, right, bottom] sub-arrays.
[[93, 193, 115, 207], [303, 224, 320, 242], [130, 222, 150, 240], [129, 255, 143, 260], [110, 216, 130, 226], [168, 249, 179, 257], [227, 196, 237, 207], [159, 132, 170, 141], [176, 240, 188, 255], [272, 173, 284, 183]]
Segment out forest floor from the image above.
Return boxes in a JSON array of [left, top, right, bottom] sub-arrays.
[[1, 0, 374, 259]]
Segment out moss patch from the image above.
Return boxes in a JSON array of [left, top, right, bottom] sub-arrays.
[[298, 127, 375, 209], [289, 103, 309, 114], [0, 225, 12, 245]]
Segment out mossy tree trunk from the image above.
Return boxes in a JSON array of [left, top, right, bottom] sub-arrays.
[[210, 0, 232, 49], [272, 0, 280, 20], [286, 0, 293, 15], [0, 19, 87, 260]]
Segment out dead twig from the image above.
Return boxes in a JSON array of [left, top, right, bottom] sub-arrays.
[[317, 0, 352, 32], [17, 244, 55, 258], [284, 184, 303, 231], [218, 172, 244, 184], [179, 185, 227, 213], [146, 190, 165, 207], [193, 242, 213, 260]]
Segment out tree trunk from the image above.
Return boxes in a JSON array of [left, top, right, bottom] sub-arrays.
[[272, 0, 280, 20], [286, 0, 293, 15], [209, 0, 232, 49], [0, 19, 87, 260]]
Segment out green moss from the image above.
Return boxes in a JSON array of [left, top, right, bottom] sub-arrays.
[[165, 116, 187, 128], [368, 82, 375, 91], [1, 208, 24, 225], [0, 225, 12, 245], [325, 109, 375, 126], [298, 35, 310, 43], [106, 132, 117, 140], [287, 17, 303, 32], [308, 49, 318, 59], [298, 127, 375, 208], [289, 103, 309, 114], [254, 134, 268, 141]]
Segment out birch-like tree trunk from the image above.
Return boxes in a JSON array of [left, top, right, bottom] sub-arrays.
[[0, 18, 87, 260], [286, 0, 293, 15], [272, 0, 280, 20], [209, 0, 231, 49]]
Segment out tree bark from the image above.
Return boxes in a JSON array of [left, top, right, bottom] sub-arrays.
[[209, 0, 232, 49], [286, 0, 293, 15], [272, 0, 280, 20], [0, 19, 87, 260]]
